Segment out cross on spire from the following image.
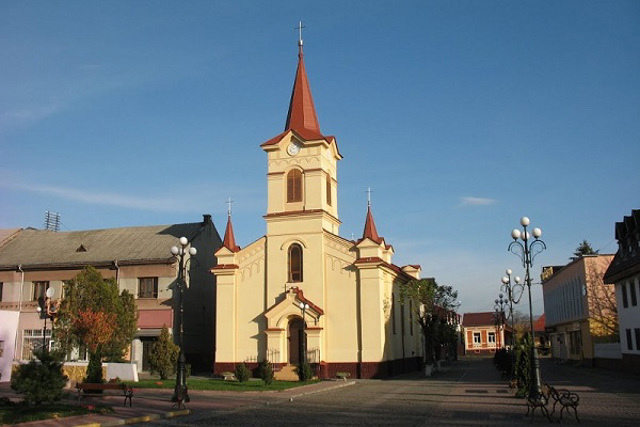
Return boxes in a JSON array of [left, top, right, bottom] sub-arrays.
[[226, 197, 234, 217], [295, 20, 306, 48], [366, 187, 372, 208]]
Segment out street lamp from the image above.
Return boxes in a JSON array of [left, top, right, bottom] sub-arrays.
[[500, 270, 523, 379], [170, 236, 196, 407], [508, 216, 546, 400], [494, 294, 508, 349], [298, 302, 309, 365], [36, 287, 55, 354]]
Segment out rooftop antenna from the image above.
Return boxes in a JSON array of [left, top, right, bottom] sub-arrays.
[[44, 211, 61, 232]]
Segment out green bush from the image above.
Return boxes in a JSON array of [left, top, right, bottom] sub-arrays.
[[11, 350, 68, 406], [234, 363, 251, 383], [515, 334, 532, 395], [297, 362, 313, 382], [148, 326, 179, 380], [85, 352, 104, 384], [258, 360, 274, 386]]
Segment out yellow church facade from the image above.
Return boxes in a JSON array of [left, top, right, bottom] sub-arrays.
[[212, 40, 423, 379]]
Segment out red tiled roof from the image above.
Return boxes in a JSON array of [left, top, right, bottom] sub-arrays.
[[533, 313, 546, 332], [221, 215, 240, 253], [462, 312, 497, 327], [358, 205, 385, 245], [285, 46, 322, 138]]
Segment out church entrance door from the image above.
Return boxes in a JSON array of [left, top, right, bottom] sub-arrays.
[[288, 318, 305, 364]]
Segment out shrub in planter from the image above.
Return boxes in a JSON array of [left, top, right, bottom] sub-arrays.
[[10, 349, 68, 406], [297, 361, 313, 382], [258, 360, 274, 385], [234, 362, 251, 383]]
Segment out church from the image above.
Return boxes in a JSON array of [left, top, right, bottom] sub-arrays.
[[212, 36, 424, 379]]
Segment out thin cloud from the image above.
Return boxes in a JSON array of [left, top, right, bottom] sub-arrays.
[[460, 196, 496, 206], [0, 104, 62, 131], [1, 181, 184, 212]]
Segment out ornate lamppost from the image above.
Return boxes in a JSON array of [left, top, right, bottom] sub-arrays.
[[170, 237, 196, 407], [36, 287, 55, 354], [494, 294, 508, 349], [500, 269, 523, 379], [298, 302, 309, 365], [508, 216, 546, 400]]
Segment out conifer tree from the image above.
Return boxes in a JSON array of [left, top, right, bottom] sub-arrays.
[[148, 325, 179, 379]]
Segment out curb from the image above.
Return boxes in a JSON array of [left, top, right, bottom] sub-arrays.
[[77, 409, 191, 427], [288, 380, 356, 400]]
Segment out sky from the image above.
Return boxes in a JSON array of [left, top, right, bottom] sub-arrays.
[[1, 1, 639, 316]]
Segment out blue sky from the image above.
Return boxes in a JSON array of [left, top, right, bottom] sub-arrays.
[[1, 1, 639, 316]]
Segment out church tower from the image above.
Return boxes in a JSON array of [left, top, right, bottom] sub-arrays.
[[260, 36, 342, 236], [259, 33, 343, 306]]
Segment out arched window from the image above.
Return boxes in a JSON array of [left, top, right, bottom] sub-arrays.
[[326, 173, 332, 206], [287, 169, 303, 203], [288, 244, 303, 282]]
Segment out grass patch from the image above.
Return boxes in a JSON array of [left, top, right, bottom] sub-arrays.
[[0, 401, 114, 425], [129, 377, 318, 392]]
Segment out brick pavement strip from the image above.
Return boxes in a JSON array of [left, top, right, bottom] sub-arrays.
[[2, 359, 639, 426]]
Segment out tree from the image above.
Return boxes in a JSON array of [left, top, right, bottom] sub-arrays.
[[401, 278, 459, 365], [11, 349, 68, 405], [585, 261, 619, 342], [572, 240, 598, 259], [55, 267, 138, 382], [148, 325, 179, 379]]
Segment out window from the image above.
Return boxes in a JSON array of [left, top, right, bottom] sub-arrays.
[[488, 332, 496, 344], [138, 277, 158, 299], [0, 282, 3, 302], [326, 174, 332, 206], [288, 244, 303, 282], [32, 281, 49, 301], [635, 329, 640, 351], [286, 169, 303, 203], [626, 329, 633, 351], [630, 281, 638, 307], [621, 283, 629, 308], [473, 332, 481, 346], [21, 328, 51, 360]]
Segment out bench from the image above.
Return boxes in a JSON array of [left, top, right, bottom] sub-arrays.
[[221, 371, 237, 381], [545, 383, 580, 422], [525, 390, 551, 422], [336, 372, 350, 381], [76, 382, 133, 407]]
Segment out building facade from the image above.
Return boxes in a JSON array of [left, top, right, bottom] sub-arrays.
[[542, 255, 616, 364], [0, 215, 221, 380], [211, 41, 423, 379], [461, 312, 509, 356], [604, 209, 640, 373]]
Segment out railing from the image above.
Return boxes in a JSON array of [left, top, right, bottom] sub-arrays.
[[307, 348, 320, 364]]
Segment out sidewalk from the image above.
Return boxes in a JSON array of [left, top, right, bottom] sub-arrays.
[[0, 379, 355, 426]]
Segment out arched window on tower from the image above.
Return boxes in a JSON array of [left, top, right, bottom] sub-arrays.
[[288, 243, 303, 282], [326, 173, 332, 206], [287, 169, 303, 203]]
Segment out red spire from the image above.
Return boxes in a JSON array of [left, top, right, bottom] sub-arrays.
[[222, 215, 240, 252], [284, 43, 323, 140], [362, 205, 382, 244]]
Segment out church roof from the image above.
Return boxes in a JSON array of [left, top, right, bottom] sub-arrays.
[[285, 45, 323, 140], [221, 215, 240, 253], [261, 43, 341, 156]]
